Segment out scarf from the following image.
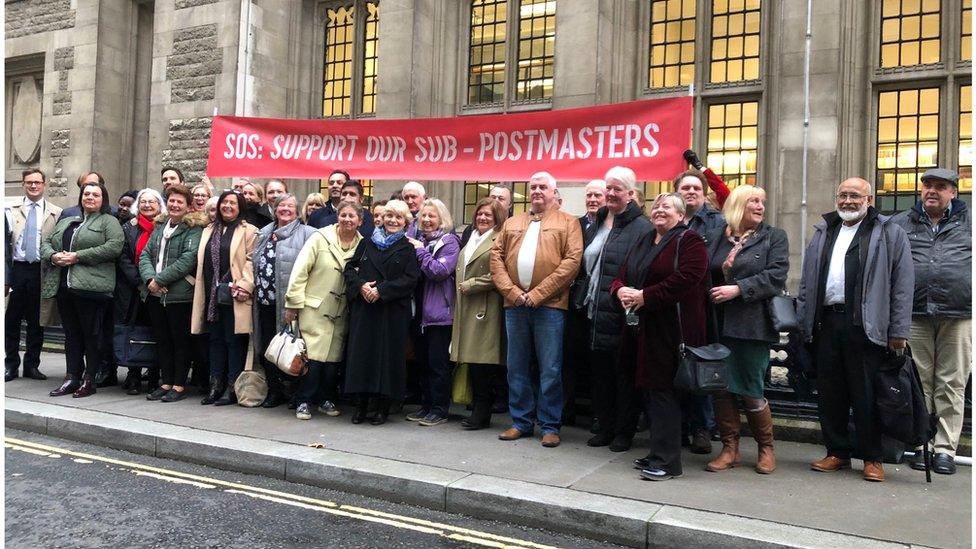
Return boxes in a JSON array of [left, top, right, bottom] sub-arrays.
[[371, 226, 406, 250], [206, 219, 239, 321], [154, 218, 181, 279], [135, 214, 155, 262], [721, 226, 756, 278]]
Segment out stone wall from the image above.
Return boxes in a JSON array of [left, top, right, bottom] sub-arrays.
[[48, 129, 70, 197], [5, 0, 76, 39], [176, 0, 219, 9], [162, 117, 212, 183], [167, 24, 221, 103], [52, 46, 74, 116]]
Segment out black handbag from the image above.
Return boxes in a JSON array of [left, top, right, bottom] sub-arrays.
[[113, 300, 156, 369], [671, 233, 730, 394], [217, 282, 233, 305], [768, 293, 799, 332]]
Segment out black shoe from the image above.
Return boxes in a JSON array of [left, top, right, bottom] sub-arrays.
[[587, 433, 614, 447], [93, 370, 117, 387], [50, 377, 81, 397], [161, 389, 188, 403], [213, 387, 237, 406], [122, 371, 142, 395], [262, 392, 285, 408], [932, 453, 957, 475], [146, 388, 169, 401], [351, 397, 369, 424], [590, 417, 603, 435], [24, 367, 47, 381], [5, 367, 17, 382], [201, 377, 222, 405], [690, 428, 713, 455], [633, 455, 652, 470], [640, 468, 679, 481], [609, 435, 632, 453], [906, 450, 927, 471]]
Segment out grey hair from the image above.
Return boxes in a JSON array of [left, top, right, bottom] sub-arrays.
[[131, 188, 167, 216], [420, 198, 454, 233], [272, 193, 298, 215], [529, 171, 557, 189], [651, 192, 687, 216], [402, 181, 426, 197], [604, 166, 637, 190]]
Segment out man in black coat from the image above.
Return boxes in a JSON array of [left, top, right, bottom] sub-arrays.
[[571, 167, 652, 451], [309, 179, 373, 238], [308, 169, 350, 229]]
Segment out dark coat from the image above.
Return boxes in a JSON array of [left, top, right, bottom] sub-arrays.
[[115, 218, 148, 324], [610, 227, 708, 390], [573, 202, 653, 351], [686, 205, 725, 245], [343, 236, 420, 398], [705, 222, 789, 343], [890, 199, 971, 318]]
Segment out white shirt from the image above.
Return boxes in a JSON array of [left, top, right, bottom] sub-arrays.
[[824, 220, 861, 305], [462, 228, 492, 278], [517, 220, 542, 290], [12, 197, 45, 262]]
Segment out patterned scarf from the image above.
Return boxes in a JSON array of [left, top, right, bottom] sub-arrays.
[[721, 226, 755, 278], [206, 224, 230, 322], [371, 226, 406, 250]]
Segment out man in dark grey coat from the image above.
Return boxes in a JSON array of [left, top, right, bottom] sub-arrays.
[[797, 177, 914, 482], [891, 168, 971, 475]]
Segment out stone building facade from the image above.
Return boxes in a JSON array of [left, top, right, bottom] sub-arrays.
[[5, 0, 972, 283]]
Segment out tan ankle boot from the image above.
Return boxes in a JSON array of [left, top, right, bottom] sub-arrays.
[[706, 395, 741, 472], [745, 401, 776, 474]]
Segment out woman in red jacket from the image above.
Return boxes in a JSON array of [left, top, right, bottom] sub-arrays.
[[611, 192, 708, 481]]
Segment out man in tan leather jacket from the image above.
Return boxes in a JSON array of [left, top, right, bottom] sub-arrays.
[[490, 171, 583, 448]]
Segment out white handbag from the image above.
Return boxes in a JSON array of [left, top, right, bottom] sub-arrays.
[[264, 322, 309, 377]]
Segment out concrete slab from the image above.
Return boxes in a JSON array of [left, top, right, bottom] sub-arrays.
[[447, 474, 659, 548]]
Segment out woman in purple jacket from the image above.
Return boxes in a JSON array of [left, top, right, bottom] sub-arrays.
[[406, 198, 461, 426]]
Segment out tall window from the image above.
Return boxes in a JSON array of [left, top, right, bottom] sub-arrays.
[[322, 1, 380, 117], [648, 0, 696, 89], [880, 0, 940, 68], [706, 101, 759, 188], [875, 88, 940, 212], [709, 0, 761, 83], [466, 0, 557, 108], [960, 85, 972, 194], [462, 181, 530, 222], [963, 0, 972, 61]]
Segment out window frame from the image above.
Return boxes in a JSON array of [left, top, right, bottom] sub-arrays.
[[459, 0, 557, 115], [315, 0, 380, 119]]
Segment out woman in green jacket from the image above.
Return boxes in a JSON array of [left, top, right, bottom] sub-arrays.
[[138, 184, 207, 402], [42, 181, 124, 398]]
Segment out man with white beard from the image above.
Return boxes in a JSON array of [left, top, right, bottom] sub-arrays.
[[796, 177, 914, 483]]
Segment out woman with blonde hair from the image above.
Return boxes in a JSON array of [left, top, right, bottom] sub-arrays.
[[302, 192, 328, 223], [704, 185, 789, 475]]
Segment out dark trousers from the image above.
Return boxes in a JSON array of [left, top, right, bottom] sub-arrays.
[[145, 296, 192, 387], [591, 348, 639, 438], [469, 362, 502, 410], [57, 293, 110, 380], [815, 309, 885, 462], [417, 325, 453, 417], [681, 393, 716, 434], [405, 320, 424, 402], [562, 309, 590, 421], [257, 303, 285, 394], [643, 387, 683, 475], [99, 304, 115, 375], [207, 305, 249, 386], [296, 360, 340, 406], [5, 262, 43, 371]]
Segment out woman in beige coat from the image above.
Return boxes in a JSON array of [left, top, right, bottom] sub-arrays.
[[284, 201, 363, 420], [191, 190, 258, 406], [451, 198, 508, 430]]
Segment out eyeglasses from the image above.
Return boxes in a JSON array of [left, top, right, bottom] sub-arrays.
[[836, 193, 866, 201]]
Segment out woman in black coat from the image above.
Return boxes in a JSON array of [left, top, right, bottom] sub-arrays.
[[703, 185, 789, 475], [343, 199, 420, 425]]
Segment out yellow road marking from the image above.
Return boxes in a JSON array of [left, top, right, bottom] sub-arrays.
[[5, 437, 559, 549]]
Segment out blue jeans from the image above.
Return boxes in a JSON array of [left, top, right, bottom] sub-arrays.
[[505, 306, 566, 435]]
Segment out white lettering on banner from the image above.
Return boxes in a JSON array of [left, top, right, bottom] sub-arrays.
[[414, 136, 457, 163], [366, 136, 407, 162], [474, 124, 662, 164], [268, 134, 358, 161]]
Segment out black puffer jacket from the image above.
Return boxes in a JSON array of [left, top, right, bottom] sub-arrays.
[[572, 201, 653, 351]]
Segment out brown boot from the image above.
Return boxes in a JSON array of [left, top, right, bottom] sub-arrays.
[[705, 395, 740, 472], [745, 401, 776, 474]]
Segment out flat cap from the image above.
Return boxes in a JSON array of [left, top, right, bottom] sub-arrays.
[[920, 168, 959, 185]]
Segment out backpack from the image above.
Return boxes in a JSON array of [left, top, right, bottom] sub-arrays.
[[874, 347, 938, 481]]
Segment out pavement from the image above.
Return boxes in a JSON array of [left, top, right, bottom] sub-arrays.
[[4, 353, 971, 549]]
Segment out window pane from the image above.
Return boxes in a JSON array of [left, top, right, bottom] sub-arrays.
[[961, 85, 973, 194], [876, 87, 941, 212], [360, 2, 379, 115], [647, 0, 696, 89], [963, 0, 973, 61], [710, 0, 761, 83], [879, 0, 940, 68], [515, 0, 556, 101], [468, 0, 508, 105], [323, 5, 355, 117], [707, 100, 760, 189]]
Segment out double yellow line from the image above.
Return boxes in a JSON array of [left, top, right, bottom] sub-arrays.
[[5, 437, 557, 549]]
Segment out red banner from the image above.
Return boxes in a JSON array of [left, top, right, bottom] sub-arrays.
[[207, 97, 692, 182]]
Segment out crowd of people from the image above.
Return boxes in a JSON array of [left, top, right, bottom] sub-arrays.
[[5, 153, 970, 482]]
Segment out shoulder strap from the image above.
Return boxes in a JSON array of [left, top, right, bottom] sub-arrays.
[[674, 230, 686, 347]]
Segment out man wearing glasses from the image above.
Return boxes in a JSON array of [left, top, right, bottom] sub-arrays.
[[5, 169, 62, 382], [796, 177, 914, 482]]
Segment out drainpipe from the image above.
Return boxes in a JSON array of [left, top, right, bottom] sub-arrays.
[[799, 0, 813, 264]]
